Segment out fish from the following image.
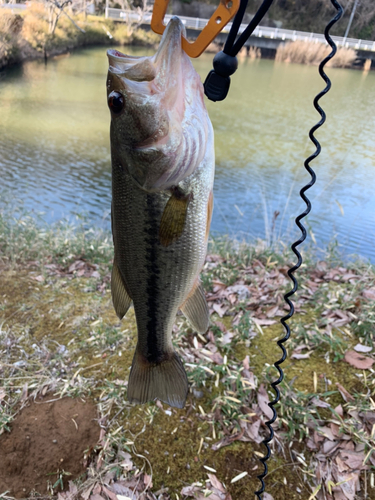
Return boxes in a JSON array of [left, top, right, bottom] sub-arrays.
[[106, 17, 215, 409]]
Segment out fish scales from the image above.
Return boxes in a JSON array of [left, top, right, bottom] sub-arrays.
[[107, 17, 215, 408]]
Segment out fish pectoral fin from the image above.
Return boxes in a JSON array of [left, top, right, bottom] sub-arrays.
[[127, 349, 188, 409], [159, 188, 192, 247], [181, 282, 210, 333], [111, 259, 132, 319]]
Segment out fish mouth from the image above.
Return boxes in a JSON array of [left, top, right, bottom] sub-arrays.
[[107, 17, 185, 84], [134, 131, 169, 150]]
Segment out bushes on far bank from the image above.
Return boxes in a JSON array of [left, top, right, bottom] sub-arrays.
[[276, 40, 356, 68], [0, 4, 159, 70], [0, 10, 23, 67]]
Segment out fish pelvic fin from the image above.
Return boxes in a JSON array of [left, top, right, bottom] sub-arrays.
[[181, 281, 210, 333], [159, 188, 192, 247], [127, 349, 188, 409], [111, 259, 132, 319]]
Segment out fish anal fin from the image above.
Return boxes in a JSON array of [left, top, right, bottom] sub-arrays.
[[159, 188, 192, 247], [111, 259, 132, 319], [181, 281, 210, 333], [127, 349, 188, 409]]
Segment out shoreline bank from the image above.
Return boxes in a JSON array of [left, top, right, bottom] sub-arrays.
[[0, 7, 159, 71]]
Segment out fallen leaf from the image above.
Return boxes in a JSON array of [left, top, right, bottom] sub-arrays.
[[341, 273, 359, 281], [322, 440, 340, 455], [338, 450, 366, 470], [263, 494, 275, 500], [180, 486, 197, 496], [344, 351, 374, 370], [253, 318, 277, 326], [207, 473, 226, 493], [32, 274, 44, 282], [226, 284, 250, 301], [220, 331, 235, 345], [362, 289, 375, 300], [353, 343, 372, 353], [240, 418, 263, 443], [102, 487, 118, 500], [266, 305, 280, 318], [243, 355, 250, 371], [291, 352, 312, 359], [215, 321, 227, 332], [143, 473, 153, 489], [213, 303, 229, 318], [334, 404, 344, 417], [311, 397, 331, 408], [332, 471, 359, 500], [257, 384, 273, 420], [212, 429, 245, 451], [317, 426, 336, 441], [332, 490, 347, 500], [81, 484, 95, 500], [119, 452, 133, 471], [336, 383, 355, 402]]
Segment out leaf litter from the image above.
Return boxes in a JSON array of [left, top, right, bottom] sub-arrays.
[[0, 236, 375, 499]]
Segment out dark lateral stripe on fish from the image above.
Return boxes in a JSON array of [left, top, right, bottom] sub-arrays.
[[144, 193, 163, 363]]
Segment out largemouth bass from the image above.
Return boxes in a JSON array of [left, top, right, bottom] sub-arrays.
[[107, 17, 215, 409]]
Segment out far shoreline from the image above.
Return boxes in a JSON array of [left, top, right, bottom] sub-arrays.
[[1, 7, 373, 72]]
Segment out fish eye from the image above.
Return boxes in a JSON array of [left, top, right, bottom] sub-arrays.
[[108, 91, 124, 114]]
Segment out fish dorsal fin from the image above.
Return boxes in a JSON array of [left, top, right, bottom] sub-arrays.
[[181, 282, 210, 333], [159, 189, 192, 247], [111, 259, 132, 319]]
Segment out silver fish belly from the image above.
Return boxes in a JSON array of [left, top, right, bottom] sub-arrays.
[[107, 17, 215, 408]]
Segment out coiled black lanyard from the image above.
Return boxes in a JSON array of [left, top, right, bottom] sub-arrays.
[[204, 1, 344, 498]]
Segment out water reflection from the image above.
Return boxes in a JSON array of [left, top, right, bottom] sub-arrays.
[[0, 47, 374, 260]]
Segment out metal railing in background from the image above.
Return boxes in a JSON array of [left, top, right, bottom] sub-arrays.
[[0, 3, 27, 9], [105, 7, 375, 52]]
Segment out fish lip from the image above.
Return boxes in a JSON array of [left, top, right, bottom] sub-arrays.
[[153, 17, 185, 69], [134, 131, 169, 151], [107, 49, 145, 65]]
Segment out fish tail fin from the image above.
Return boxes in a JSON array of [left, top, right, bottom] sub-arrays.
[[127, 349, 188, 409]]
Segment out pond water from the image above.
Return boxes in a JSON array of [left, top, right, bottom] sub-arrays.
[[0, 46, 374, 261]]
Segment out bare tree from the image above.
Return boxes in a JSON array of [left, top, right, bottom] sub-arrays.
[[115, 0, 152, 37], [45, 0, 86, 36]]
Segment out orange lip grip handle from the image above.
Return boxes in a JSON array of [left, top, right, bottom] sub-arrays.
[[151, 0, 240, 58]]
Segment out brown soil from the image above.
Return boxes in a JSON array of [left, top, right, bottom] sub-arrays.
[[0, 397, 100, 498]]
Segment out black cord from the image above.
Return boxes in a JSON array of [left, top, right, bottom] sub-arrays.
[[254, 1, 344, 498], [204, 0, 274, 101], [230, 0, 274, 56], [223, 0, 249, 55]]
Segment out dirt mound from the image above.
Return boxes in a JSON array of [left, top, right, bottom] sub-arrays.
[[0, 397, 100, 498]]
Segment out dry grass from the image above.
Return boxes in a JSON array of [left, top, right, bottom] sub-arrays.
[[276, 40, 356, 68], [236, 46, 261, 59]]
